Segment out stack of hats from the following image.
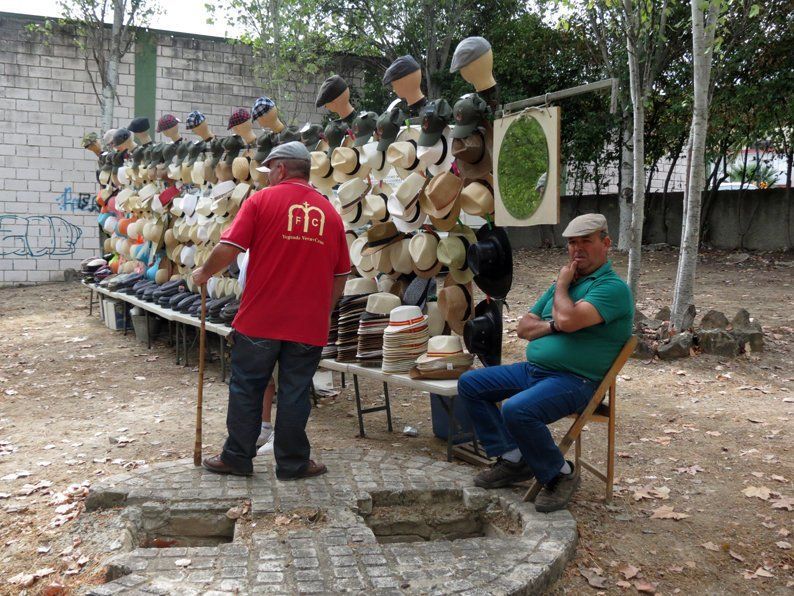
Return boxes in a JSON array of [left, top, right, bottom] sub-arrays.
[[382, 305, 430, 374], [356, 293, 402, 367], [336, 278, 378, 362], [323, 304, 341, 359], [411, 335, 475, 380]]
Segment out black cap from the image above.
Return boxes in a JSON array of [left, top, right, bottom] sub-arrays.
[[130, 145, 145, 167], [176, 142, 190, 163], [323, 120, 349, 154], [275, 126, 301, 146], [382, 55, 421, 85], [418, 99, 453, 147], [208, 137, 225, 167], [253, 132, 275, 162], [375, 107, 405, 152], [315, 75, 348, 108], [222, 135, 244, 165], [128, 117, 151, 134], [112, 128, 131, 147], [352, 111, 378, 147], [162, 142, 178, 163], [300, 124, 325, 151]]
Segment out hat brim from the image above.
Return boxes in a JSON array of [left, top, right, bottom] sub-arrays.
[[463, 299, 502, 367], [469, 225, 513, 300], [451, 123, 479, 139], [360, 234, 404, 257], [418, 131, 443, 148]]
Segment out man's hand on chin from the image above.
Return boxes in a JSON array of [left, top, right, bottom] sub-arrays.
[[556, 261, 577, 287]]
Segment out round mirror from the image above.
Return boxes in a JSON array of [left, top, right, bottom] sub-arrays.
[[498, 114, 549, 220]]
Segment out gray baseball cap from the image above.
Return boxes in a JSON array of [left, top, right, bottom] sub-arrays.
[[561, 213, 608, 238], [450, 37, 491, 73], [257, 141, 311, 171]]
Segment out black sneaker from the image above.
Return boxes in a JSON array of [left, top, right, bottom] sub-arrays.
[[473, 458, 534, 489], [534, 461, 580, 512]]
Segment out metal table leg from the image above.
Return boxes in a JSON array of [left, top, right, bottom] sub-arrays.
[[219, 335, 225, 382], [353, 375, 365, 437], [341, 373, 346, 388], [383, 382, 393, 432], [88, 288, 95, 316], [183, 325, 189, 367], [145, 310, 151, 349], [123, 304, 128, 335], [446, 395, 458, 463]]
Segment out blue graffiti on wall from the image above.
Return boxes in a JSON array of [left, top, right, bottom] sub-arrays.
[[54, 187, 99, 213], [0, 215, 83, 257]]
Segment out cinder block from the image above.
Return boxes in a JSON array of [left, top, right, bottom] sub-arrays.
[[3, 270, 27, 282]]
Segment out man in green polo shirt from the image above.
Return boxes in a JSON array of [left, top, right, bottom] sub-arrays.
[[458, 213, 633, 512]]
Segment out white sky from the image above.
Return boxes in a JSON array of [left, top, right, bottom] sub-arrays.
[[3, 0, 235, 38]]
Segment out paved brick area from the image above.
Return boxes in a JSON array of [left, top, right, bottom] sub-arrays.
[[86, 447, 577, 594]]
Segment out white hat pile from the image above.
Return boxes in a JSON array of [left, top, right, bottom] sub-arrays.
[[381, 305, 430, 374], [336, 277, 378, 362], [356, 293, 402, 367]]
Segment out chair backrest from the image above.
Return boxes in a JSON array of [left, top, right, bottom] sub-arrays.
[[589, 336, 638, 404]]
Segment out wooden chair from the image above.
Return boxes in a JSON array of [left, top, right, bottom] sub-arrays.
[[523, 336, 637, 503]]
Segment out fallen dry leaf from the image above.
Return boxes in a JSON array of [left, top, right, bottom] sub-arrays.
[[578, 566, 607, 589], [651, 505, 690, 520], [729, 550, 745, 562], [616, 580, 632, 588], [620, 564, 640, 579], [701, 542, 720, 551], [770, 496, 793, 511], [634, 580, 657, 593], [776, 541, 791, 549], [742, 486, 771, 500]]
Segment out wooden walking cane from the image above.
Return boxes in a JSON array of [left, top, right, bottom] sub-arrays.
[[193, 283, 207, 466]]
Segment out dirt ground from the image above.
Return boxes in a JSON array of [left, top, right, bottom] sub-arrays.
[[0, 247, 792, 595]]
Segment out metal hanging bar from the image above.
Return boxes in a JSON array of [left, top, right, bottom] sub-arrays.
[[498, 78, 616, 116]]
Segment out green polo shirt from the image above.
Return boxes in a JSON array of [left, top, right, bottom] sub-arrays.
[[526, 261, 633, 381]]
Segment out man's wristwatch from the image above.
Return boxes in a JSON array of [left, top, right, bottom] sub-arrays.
[[549, 320, 560, 334]]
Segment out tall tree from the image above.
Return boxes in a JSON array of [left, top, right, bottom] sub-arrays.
[[206, 0, 333, 122], [670, 0, 720, 331], [39, 1, 160, 133]]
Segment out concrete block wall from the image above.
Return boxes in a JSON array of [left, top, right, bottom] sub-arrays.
[[1, 13, 135, 284], [0, 12, 363, 285]]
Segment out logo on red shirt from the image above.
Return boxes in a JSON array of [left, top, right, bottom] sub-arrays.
[[287, 201, 326, 236]]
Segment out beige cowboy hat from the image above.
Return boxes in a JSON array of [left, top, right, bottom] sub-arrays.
[[415, 335, 474, 366], [389, 237, 414, 275], [417, 126, 455, 176], [437, 223, 477, 284], [337, 178, 370, 211], [452, 130, 492, 180], [459, 174, 495, 217], [420, 171, 463, 219], [409, 228, 444, 279], [360, 141, 392, 180], [191, 158, 206, 186], [361, 221, 404, 256], [386, 126, 422, 179], [437, 275, 474, 335], [370, 241, 395, 275], [365, 292, 402, 316], [342, 201, 368, 227], [310, 150, 335, 187], [426, 301, 445, 336], [362, 191, 390, 224], [349, 236, 378, 279], [344, 276, 379, 296], [232, 155, 250, 181], [331, 146, 371, 183], [429, 195, 462, 232]]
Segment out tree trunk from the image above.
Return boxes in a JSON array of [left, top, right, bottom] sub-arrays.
[[101, 0, 124, 133], [671, 0, 719, 331], [618, 115, 633, 251], [625, 40, 645, 301]]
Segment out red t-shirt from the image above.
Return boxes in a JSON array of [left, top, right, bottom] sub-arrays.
[[220, 179, 350, 345]]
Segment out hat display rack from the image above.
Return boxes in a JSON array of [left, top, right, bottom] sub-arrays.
[[83, 36, 523, 375]]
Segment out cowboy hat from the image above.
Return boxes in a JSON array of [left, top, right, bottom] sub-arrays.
[[361, 221, 404, 256], [452, 129, 492, 180], [409, 228, 444, 279], [360, 141, 392, 180], [468, 224, 513, 300], [331, 146, 371, 183], [420, 171, 463, 219], [388, 237, 414, 275], [386, 126, 422, 179], [464, 299, 502, 367], [437, 223, 477, 284], [349, 236, 378, 279], [417, 126, 455, 176], [344, 276, 378, 296], [459, 174, 494, 217], [337, 177, 370, 211], [362, 191, 390, 224], [437, 275, 474, 335]]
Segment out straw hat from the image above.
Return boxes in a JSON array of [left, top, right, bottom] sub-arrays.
[[389, 238, 414, 275], [459, 174, 494, 217], [365, 292, 401, 316], [383, 305, 427, 334], [426, 301, 445, 336], [344, 277, 378, 296], [429, 196, 462, 232], [415, 335, 473, 365], [341, 201, 367, 227], [370, 242, 394, 275], [437, 275, 474, 335], [310, 151, 335, 187], [385, 126, 422, 179], [331, 146, 371, 183], [349, 237, 378, 279], [452, 130, 492, 180], [362, 191, 390, 224], [416, 126, 455, 176], [408, 229, 443, 279], [337, 178, 370, 211], [360, 141, 392, 180], [436, 223, 477, 283], [420, 171, 463, 219], [232, 155, 250, 181], [361, 221, 404, 256]]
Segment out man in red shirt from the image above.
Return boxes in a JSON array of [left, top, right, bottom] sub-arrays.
[[193, 141, 350, 479]]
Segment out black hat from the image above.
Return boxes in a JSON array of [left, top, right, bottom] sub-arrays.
[[222, 135, 244, 165], [467, 225, 513, 300], [112, 128, 131, 147], [148, 143, 165, 167], [300, 123, 325, 151], [130, 145, 145, 167], [176, 142, 190, 163], [463, 299, 502, 367], [375, 107, 405, 152], [274, 126, 301, 146], [324, 120, 349, 154], [186, 140, 205, 167], [418, 99, 453, 147], [382, 55, 421, 86], [452, 94, 491, 139], [128, 117, 150, 134], [315, 75, 348, 108], [253, 132, 275, 162], [111, 149, 126, 168], [208, 137, 225, 167], [162, 142, 178, 163], [352, 111, 378, 147]]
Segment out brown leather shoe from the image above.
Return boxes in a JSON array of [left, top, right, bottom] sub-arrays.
[[202, 454, 253, 477], [277, 459, 327, 481]]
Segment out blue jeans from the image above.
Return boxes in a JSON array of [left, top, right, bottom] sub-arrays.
[[221, 331, 322, 478], [457, 363, 598, 485]]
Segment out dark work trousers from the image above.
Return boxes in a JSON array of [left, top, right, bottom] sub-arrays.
[[220, 331, 323, 478]]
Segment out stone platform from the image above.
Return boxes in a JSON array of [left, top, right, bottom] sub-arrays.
[[85, 447, 577, 595]]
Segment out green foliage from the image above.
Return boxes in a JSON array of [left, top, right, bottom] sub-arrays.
[[498, 114, 549, 219], [728, 160, 779, 187]]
